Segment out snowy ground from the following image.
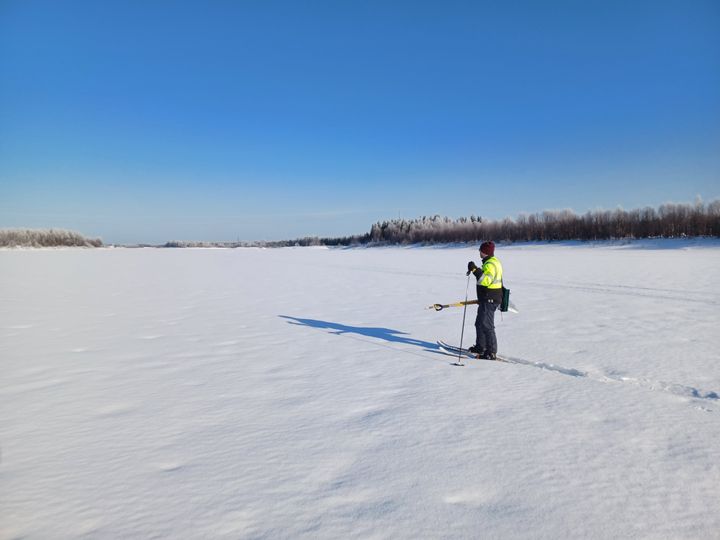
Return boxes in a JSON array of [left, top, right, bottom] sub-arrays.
[[1, 241, 719, 539]]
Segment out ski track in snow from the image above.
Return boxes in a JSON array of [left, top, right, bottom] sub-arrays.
[[498, 355, 720, 408], [295, 321, 720, 410], [522, 279, 720, 306]]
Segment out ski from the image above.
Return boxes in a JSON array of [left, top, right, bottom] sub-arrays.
[[438, 341, 477, 359], [435, 341, 471, 366], [437, 341, 510, 363]]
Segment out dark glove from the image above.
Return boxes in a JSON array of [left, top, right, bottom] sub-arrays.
[[467, 261, 477, 276]]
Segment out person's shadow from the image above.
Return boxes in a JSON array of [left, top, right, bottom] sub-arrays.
[[279, 315, 442, 354]]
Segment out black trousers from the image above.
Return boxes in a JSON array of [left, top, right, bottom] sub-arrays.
[[475, 300, 499, 354]]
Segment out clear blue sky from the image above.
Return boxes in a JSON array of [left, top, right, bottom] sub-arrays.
[[1, 0, 719, 244]]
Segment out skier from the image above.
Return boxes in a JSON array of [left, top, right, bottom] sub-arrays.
[[466, 241, 503, 359]]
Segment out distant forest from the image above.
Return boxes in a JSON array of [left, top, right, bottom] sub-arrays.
[[4, 199, 718, 248], [267, 198, 720, 247], [0, 228, 103, 248]]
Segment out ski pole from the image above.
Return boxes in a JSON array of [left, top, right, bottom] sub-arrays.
[[456, 274, 471, 366]]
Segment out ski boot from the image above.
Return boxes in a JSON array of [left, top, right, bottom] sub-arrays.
[[468, 345, 485, 357]]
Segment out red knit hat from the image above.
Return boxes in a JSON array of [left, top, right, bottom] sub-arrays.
[[480, 241, 495, 257]]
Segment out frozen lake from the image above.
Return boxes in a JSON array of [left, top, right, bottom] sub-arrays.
[[1, 242, 719, 538]]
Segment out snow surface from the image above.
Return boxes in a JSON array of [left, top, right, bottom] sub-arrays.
[[1, 242, 719, 539]]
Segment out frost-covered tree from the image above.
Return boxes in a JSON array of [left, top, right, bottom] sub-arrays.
[[360, 199, 720, 245], [0, 229, 103, 247]]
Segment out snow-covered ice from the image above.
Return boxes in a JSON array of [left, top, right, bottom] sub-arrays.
[[1, 242, 719, 538]]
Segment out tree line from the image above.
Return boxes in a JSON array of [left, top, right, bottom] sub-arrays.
[[163, 235, 371, 248], [373, 200, 720, 244], [167, 199, 719, 247], [0, 228, 103, 247], [6, 200, 717, 248], [281, 199, 720, 246]]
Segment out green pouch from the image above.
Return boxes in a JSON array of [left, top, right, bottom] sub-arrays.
[[500, 286, 510, 312]]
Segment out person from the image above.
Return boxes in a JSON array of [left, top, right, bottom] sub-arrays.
[[466, 241, 503, 359]]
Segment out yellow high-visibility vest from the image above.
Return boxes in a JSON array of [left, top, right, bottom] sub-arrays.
[[479, 256, 503, 289]]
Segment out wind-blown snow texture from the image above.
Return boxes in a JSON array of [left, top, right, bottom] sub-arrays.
[[2, 242, 719, 539]]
